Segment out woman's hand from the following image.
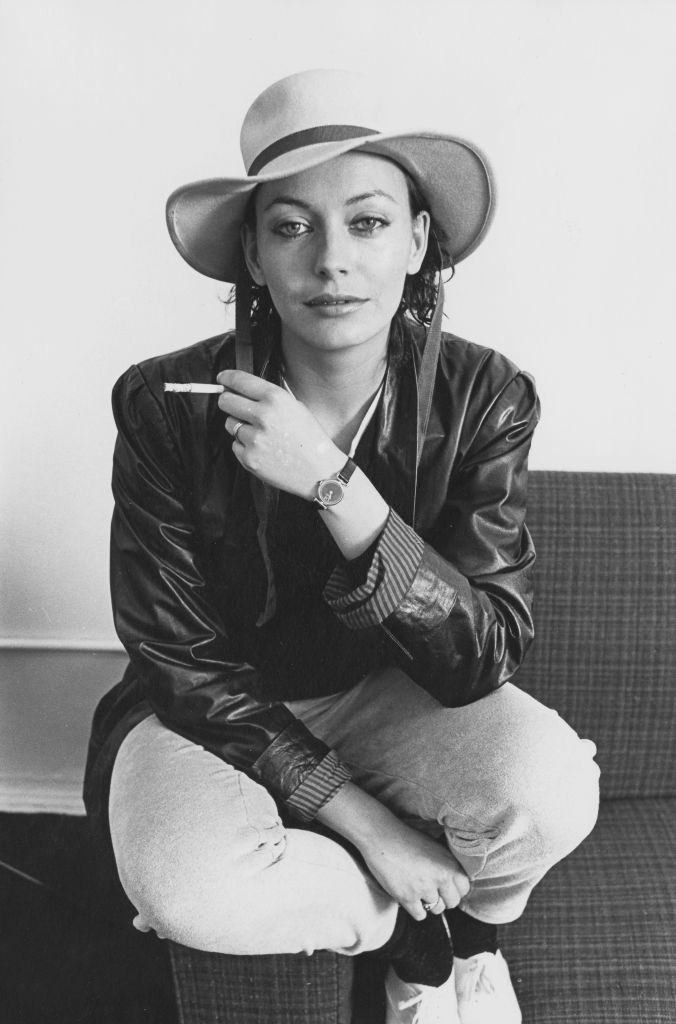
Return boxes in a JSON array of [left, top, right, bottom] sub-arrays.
[[216, 369, 345, 498], [359, 813, 471, 921], [316, 781, 470, 921]]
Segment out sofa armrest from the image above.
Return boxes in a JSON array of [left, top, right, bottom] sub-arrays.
[[166, 943, 354, 1024]]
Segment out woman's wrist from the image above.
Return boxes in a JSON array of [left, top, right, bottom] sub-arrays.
[[295, 442, 346, 501], [315, 780, 398, 849], [316, 465, 390, 561]]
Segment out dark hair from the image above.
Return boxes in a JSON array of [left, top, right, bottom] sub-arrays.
[[228, 162, 453, 363]]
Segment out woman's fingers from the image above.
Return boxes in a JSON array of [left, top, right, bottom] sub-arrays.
[[216, 368, 278, 400], [423, 895, 446, 916], [404, 899, 429, 922], [217, 390, 259, 423], [216, 369, 290, 422], [224, 416, 251, 444], [439, 872, 471, 910]]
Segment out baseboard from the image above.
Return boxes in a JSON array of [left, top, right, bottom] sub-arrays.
[[0, 774, 85, 815], [0, 645, 126, 817]]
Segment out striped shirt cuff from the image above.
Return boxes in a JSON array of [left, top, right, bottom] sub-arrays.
[[285, 750, 352, 822], [323, 508, 425, 629]]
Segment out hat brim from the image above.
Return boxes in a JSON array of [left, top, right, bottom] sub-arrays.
[[165, 131, 495, 283]]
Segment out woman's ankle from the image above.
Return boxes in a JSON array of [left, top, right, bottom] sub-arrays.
[[445, 907, 498, 958], [369, 906, 454, 986]]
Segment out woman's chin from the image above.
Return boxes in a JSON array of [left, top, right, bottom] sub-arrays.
[[286, 313, 391, 356]]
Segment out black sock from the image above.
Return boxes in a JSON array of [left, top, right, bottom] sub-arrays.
[[445, 907, 498, 958], [369, 906, 454, 987]]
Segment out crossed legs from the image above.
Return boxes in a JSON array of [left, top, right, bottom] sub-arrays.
[[108, 670, 600, 953]]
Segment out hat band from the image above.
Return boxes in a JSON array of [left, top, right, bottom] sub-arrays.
[[247, 124, 379, 176]]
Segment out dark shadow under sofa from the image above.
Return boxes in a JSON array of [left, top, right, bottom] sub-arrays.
[[163, 471, 676, 1024]]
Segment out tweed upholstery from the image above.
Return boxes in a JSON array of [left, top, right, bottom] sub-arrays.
[[515, 472, 676, 799], [502, 798, 676, 1023], [167, 946, 353, 1024]]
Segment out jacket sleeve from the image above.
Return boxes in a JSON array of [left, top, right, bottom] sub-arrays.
[[323, 368, 540, 706], [110, 363, 351, 821]]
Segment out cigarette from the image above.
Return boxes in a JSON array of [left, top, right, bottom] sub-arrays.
[[164, 383, 225, 394]]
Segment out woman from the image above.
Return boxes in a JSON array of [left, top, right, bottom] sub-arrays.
[[84, 69, 600, 1024]]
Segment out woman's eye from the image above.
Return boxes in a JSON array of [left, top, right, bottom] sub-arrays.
[[275, 221, 310, 238], [352, 216, 388, 234]]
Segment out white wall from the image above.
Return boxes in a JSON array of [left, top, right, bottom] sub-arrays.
[[1, 0, 675, 809]]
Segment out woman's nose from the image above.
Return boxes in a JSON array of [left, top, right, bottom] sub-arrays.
[[312, 225, 350, 278]]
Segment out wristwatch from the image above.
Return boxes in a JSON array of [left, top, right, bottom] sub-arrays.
[[313, 458, 357, 510]]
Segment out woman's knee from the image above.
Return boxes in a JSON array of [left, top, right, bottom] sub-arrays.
[[108, 715, 288, 947], [118, 820, 288, 949], [501, 728, 601, 865], [463, 687, 600, 859]]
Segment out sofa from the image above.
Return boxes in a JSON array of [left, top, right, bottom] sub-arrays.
[[164, 470, 676, 1024]]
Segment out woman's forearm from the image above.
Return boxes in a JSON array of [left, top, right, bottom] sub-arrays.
[[315, 779, 396, 847]]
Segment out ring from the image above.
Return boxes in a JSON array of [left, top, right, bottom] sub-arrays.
[[232, 420, 245, 442], [421, 896, 443, 912]]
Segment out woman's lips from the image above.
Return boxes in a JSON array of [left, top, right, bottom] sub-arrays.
[[304, 295, 368, 315]]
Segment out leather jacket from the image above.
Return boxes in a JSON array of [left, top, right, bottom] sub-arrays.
[[84, 320, 540, 827]]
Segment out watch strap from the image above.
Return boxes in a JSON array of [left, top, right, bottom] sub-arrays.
[[336, 457, 357, 486], [313, 457, 357, 509]]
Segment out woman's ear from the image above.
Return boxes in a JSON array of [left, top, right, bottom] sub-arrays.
[[240, 222, 266, 286], [407, 210, 431, 275]]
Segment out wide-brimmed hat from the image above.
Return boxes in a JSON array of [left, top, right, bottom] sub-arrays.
[[166, 69, 495, 283]]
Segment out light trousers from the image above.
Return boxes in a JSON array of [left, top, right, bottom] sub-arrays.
[[108, 668, 600, 957]]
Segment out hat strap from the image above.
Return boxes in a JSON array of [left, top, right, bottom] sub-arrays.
[[235, 258, 254, 374], [416, 275, 444, 468], [235, 264, 278, 627]]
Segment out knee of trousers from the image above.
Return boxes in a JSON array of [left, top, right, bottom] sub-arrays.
[[121, 837, 288, 951], [495, 734, 601, 869], [113, 814, 288, 951]]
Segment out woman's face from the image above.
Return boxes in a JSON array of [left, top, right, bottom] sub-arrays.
[[242, 152, 429, 358]]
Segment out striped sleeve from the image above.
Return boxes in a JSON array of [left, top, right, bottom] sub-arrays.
[[285, 750, 352, 822], [323, 508, 425, 629]]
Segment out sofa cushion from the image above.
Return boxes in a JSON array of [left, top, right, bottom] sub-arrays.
[[501, 797, 676, 1023], [515, 472, 676, 799]]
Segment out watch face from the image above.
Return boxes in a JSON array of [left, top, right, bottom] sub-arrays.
[[317, 479, 345, 507]]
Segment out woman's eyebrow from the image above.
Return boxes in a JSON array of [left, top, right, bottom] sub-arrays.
[[263, 195, 311, 212], [345, 190, 398, 206], [263, 189, 398, 213]]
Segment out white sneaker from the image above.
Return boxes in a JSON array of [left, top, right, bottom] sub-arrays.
[[385, 964, 461, 1024], [454, 951, 522, 1024]]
